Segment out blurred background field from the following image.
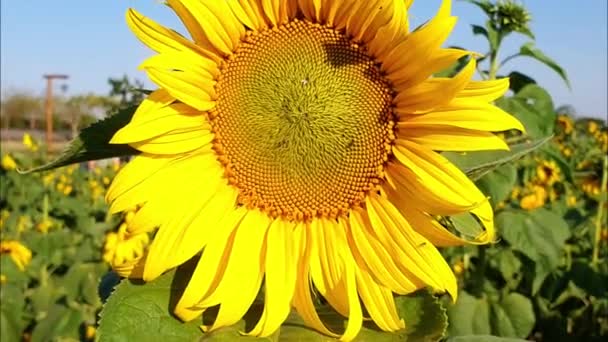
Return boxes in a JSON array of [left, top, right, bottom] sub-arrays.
[[1, 1, 607, 341]]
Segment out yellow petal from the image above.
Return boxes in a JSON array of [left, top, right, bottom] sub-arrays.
[[176, 0, 241, 55], [126, 8, 216, 61], [145, 180, 237, 279], [385, 162, 477, 215], [355, 268, 404, 332], [248, 219, 297, 337], [367, 195, 458, 299], [385, 189, 470, 246], [111, 103, 208, 144], [394, 59, 476, 115], [130, 129, 214, 155], [233, 0, 267, 30], [106, 154, 173, 205], [174, 208, 246, 321], [391, 142, 487, 209], [382, 0, 454, 75], [367, 0, 409, 57], [457, 78, 510, 102], [398, 100, 525, 132], [395, 129, 509, 152], [348, 209, 420, 294], [206, 209, 270, 331], [292, 223, 340, 338]]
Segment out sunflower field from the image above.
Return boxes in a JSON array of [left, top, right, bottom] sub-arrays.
[[1, 0, 607, 342]]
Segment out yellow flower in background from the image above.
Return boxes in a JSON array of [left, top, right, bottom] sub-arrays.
[[0, 210, 10, 230], [452, 260, 465, 276], [556, 115, 573, 135], [1, 154, 17, 170], [520, 185, 547, 210], [536, 160, 561, 186], [582, 177, 601, 196], [510, 186, 521, 200], [0, 274, 6, 284], [561, 146, 572, 158], [598, 130, 608, 153], [588, 121, 599, 134], [108, 0, 523, 338], [22, 133, 39, 152], [36, 218, 53, 233], [0, 240, 32, 271], [103, 220, 150, 278], [567, 195, 577, 207], [16, 215, 31, 232], [85, 325, 96, 340], [63, 185, 73, 196]]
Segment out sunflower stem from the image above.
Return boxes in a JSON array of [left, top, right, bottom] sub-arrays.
[[591, 154, 608, 265], [471, 246, 488, 296]]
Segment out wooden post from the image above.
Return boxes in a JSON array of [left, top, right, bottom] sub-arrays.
[[43, 74, 68, 152]]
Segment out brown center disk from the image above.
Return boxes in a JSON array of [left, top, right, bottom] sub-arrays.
[[210, 20, 395, 221]]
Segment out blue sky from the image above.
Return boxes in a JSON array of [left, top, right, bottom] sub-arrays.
[[1, 0, 606, 119]]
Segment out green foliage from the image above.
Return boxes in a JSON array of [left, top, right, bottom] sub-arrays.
[[98, 269, 448, 342], [466, 0, 569, 87], [447, 291, 535, 338], [1, 144, 121, 341]]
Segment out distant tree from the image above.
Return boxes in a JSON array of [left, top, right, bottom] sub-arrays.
[[107, 75, 146, 111], [0, 90, 43, 129], [62, 94, 111, 138]]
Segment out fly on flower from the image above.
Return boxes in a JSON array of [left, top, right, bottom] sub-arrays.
[[107, 0, 523, 339]]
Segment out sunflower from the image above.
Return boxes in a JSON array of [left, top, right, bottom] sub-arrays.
[[0, 240, 32, 271], [108, 0, 523, 339], [535, 159, 561, 187]]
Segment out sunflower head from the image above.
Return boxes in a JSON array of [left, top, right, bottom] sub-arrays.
[[108, 0, 523, 339]]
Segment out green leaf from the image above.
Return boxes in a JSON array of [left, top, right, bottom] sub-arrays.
[[20, 105, 140, 173], [490, 293, 535, 338], [519, 42, 570, 88], [476, 164, 517, 207], [492, 249, 522, 286], [447, 291, 492, 336], [31, 304, 83, 342], [471, 24, 488, 38], [444, 136, 552, 180], [448, 292, 534, 340], [281, 290, 447, 341], [496, 209, 571, 273], [0, 281, 26, 342], [507, 71, 536, 93], [496, 85, 555, 139], [98, 269, 202, 342]]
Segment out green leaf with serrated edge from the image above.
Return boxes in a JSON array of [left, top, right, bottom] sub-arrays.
[[444, 136, 552, 181], [519, 42, 570, 88], [476, 164, 517, 207], [98, 269, 202, 342], [19, 105, 140, 174], [281, 290, 447, 341], [490, 293, 535, 338], [98, 271, 122, 303], [446, 336, 528, 342], [31, 304, 83, 342], [447, 291, 491, 336]]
